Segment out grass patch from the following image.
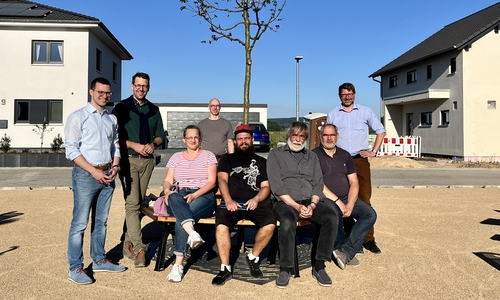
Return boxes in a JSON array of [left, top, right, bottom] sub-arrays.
[[270, 131, 287, 148]]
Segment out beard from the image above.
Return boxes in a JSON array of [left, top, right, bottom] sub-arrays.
[[320, 140, 336, 150], [234, 143, 256, 161], [287, 139, 306, 152]]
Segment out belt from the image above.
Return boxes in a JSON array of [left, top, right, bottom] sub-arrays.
[[180, 187, 200, 190], [74, 162, 111, 171], [129, 154, 154, 159], [351, 154, 362, 159]]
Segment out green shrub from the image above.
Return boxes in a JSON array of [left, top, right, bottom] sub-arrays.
[[51, 134, 64, 153], [0, 133, 12, 153]]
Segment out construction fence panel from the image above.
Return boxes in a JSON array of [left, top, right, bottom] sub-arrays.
[[378, 136, 421, 158]]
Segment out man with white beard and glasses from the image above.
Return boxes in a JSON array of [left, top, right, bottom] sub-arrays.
[[267, 121, 338, 288], [212, 124, 275, 286]]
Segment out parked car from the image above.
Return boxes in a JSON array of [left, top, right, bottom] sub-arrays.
[[249, 122, 270, 152]]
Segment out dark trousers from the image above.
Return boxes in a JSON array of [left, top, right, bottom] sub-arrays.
[[273, 200, 337, 269]]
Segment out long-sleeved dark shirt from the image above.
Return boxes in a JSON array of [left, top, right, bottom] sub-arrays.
[[267, 144, 325, 202]]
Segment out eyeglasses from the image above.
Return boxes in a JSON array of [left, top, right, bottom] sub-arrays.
[[339, 93, 355, 98], [94, 90, 112, 96], [322, 134, 337, 138], [133, 84, 149, 89], [291, 134, 307, 140], [184, 136, 200, 141]]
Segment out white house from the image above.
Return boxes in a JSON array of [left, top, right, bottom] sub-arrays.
[[369, 2, 500, 162], [0, 0, 132, 150]]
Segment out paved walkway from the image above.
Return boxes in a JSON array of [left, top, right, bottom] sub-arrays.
[[1, 166, 499, 189]]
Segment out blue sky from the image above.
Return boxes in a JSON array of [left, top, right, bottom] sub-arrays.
[[41, 0, 500, 118]]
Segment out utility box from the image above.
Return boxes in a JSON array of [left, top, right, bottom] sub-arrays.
[[303, 113, 327, 150]]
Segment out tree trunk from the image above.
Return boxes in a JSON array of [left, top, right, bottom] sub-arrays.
[[242, 7, 252, 124]]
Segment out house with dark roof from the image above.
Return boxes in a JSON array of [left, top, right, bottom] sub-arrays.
[[0, 0, 132, 150], [369, 2, 500, 162]]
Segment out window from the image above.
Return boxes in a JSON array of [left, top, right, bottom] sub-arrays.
[[32, 41, 63, 64], [406, 70, 417, 84], [426, 65, 432, 79], [14, 100, 63, 124], [450, 57, 456, 74], [488, 100, 496, 109], [440, 110, 449, 126], [96, 48, 102, 72], [112, 61, 117, 81], [453, 101, 458, 110], [420, 112, 432, 126], [389, 76, 398, 88]]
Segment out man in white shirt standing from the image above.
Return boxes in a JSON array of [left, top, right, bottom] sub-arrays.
[[65, 77, 125, 285]]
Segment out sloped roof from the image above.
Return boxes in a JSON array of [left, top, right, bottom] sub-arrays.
[[369, 2, 500, 78], [0, 0, 98, 22], [0, 0, 132, 59]]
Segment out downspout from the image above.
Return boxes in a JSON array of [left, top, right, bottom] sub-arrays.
[[371, 77, 384, 126]]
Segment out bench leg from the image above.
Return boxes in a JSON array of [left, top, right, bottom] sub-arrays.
[[292, 244, 300, 277], [236, 226, 246, 253], [267, 227, 279, 265], [154, 223, 173, 272]]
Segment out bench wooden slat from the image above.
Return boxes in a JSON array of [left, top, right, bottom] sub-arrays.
[[142, 206, 311, 227]]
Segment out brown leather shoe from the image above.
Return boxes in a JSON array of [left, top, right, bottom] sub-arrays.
[[134, 249, 146, 268], [123, 243, 135, 260]]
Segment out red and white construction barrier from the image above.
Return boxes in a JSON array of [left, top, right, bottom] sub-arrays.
[[379, 136, 421, 158]]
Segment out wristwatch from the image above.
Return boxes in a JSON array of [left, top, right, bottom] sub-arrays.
[[112, 164, 121, 171], [372, 149, 378, 155]]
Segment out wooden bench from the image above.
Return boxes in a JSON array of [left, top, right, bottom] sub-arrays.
[[142, 194, 311, 277]]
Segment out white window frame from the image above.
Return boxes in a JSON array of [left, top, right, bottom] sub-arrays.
[[440, 110, 449, 126], [420, 112, 432, 126], [389, 76, 398, 88], [406, 70, 417, 84]]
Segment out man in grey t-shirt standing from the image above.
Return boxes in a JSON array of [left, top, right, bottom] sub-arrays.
[[198, 98, 234, 159]]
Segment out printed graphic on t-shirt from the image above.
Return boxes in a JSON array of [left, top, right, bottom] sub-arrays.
[[229, 159, 260, 191]]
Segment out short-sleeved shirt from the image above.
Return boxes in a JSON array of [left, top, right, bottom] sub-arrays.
[[112, 96, 164, 156], [326, 103, 385, 156], [312, 146, 356, 198], [198, 118, 234, 156], [218, 153, 268, 200], [166, 150, 217, 189]]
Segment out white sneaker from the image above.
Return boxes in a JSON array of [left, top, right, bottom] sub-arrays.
[[187, 231, 205, 249], [167, 264, 184, 282]]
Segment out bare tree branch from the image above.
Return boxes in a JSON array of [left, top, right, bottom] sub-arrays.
[[180, 0, 287, 123]]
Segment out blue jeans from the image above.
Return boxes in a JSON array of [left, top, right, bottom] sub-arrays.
[[166, 188, 216, 256], [273, 199, 337, 269], [68, 167, 115, 271], [326, 196, 377, 259]]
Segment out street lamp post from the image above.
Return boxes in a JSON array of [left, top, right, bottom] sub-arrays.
[[295, 56, 303, 121]]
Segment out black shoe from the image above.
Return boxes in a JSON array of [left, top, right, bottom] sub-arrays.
[[312, 268, 332, 287], [212, 268, 232, 286], [245, 255, 263, 278], [275, 271, 291, 288], [363, 240, 381, 254]]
